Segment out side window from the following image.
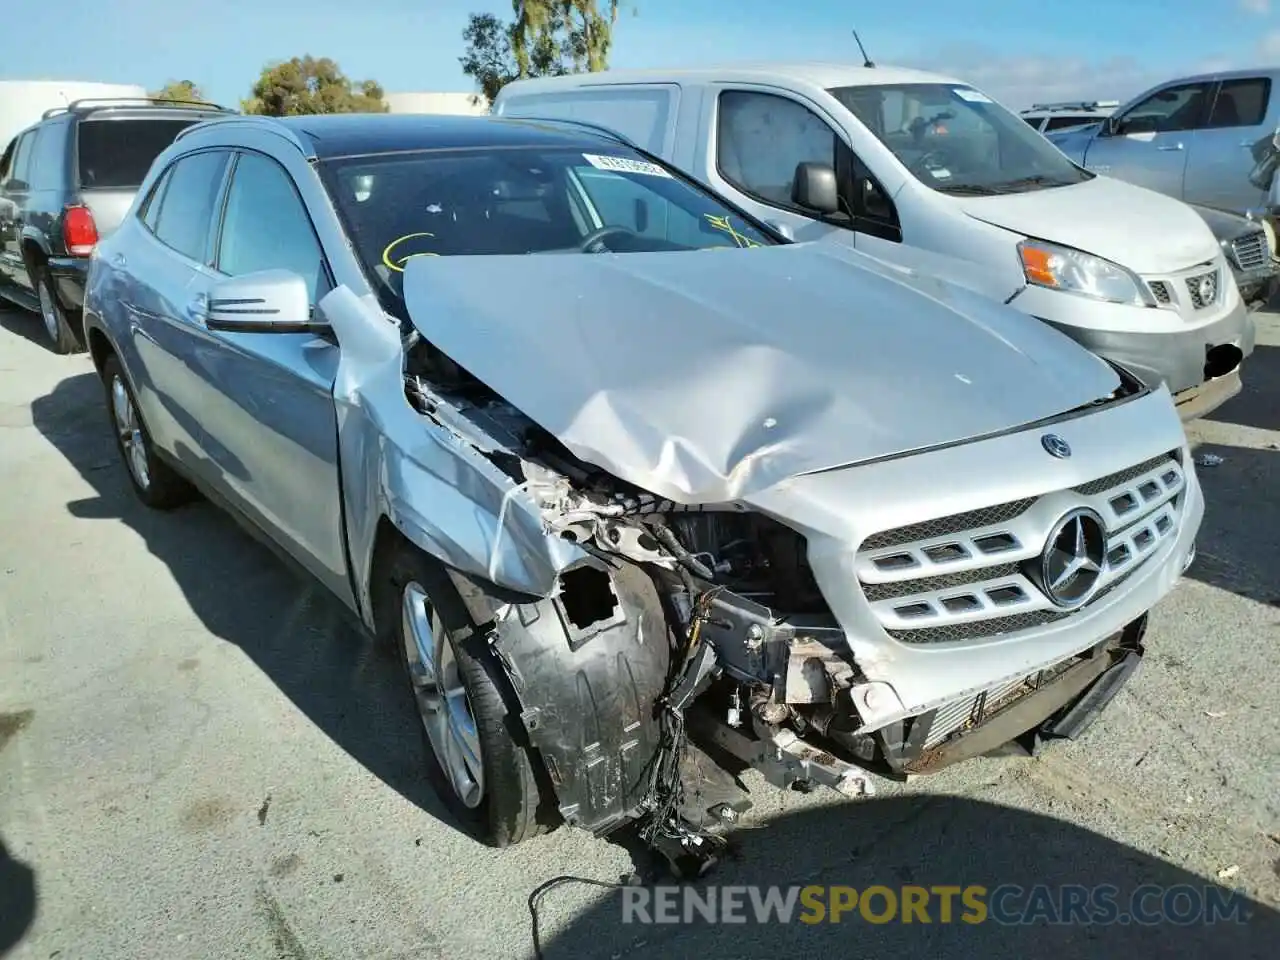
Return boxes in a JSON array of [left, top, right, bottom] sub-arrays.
[[216, 152, 327, 303], [717, 90, 838, 207], [151, 150, 230, 262], [1116, 83, 1213, 134], [1205, 78, 1271, 129], [8, 133, 35, 186], [139, 166, 174, 232], [1045, 116, 1089, 132], [30, 125, 64, 190], [0, 139, 14, 182]]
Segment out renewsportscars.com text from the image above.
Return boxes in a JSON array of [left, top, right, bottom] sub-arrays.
[[621, 884, 1251, 926]]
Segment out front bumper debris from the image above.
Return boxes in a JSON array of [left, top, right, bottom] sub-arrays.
[[886, 614, 1147, 775]]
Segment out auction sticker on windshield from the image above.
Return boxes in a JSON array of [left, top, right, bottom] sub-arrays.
[[583, 153, 673, 178], [953, 88, 993, 103]]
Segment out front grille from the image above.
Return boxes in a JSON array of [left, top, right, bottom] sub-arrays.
[[1230, 231, 1268, 271], [922, 657, 1079, 749], [1148, 280, 1172, 304], [1184, 269, 1220, 310], [856, 451, 1184, 644]]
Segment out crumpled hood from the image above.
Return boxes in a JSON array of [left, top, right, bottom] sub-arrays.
[[959, 176, 1220, 274], [402, 242, 1119, 504]]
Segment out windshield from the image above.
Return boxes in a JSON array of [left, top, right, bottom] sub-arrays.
[[319, 145, 774, 315], [828, 83, 1092, 196]]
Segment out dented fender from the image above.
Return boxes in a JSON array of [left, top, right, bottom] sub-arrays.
[[319, 286, 589, 629]]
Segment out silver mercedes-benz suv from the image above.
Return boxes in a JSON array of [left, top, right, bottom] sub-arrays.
[[81, 113, 1202, 873]]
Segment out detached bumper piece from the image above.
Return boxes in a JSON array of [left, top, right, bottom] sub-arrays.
[[880, 614, 1148, 776]]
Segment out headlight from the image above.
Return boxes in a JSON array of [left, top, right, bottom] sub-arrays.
[[1018, 239, 1152, 306]]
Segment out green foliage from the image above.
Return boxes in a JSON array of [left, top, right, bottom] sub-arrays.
[[242, 56, 388, 116], [149, 80, 205, 104], [461, 2, 631, 101]]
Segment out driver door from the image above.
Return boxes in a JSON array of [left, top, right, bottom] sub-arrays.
[[1081, 81, 1213, 199], [704, 86, 901, 251]]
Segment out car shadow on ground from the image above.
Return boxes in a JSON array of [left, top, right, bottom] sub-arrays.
[[0, 837, 37, 957], [0, 302, 52, 352], [537, 794, 1280, 960], [29, 369, 454, 830], [1184, 437, 1280, 606]]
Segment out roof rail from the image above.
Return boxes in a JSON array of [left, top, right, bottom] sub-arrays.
[[41, 97, 236, 120], [172, 115, 314, 157], [511, 115, 639, 149]]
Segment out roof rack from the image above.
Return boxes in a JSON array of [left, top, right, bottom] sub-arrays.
[[41, 97, 236, 120], [1023, 100, 1120, 114], [512, 115, 639, 149]]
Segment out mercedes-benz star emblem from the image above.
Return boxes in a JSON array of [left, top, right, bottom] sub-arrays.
[[1041, 433, 1072, 459], [1038, 508, 1107, 609], [1197, 274, 1216, 304]]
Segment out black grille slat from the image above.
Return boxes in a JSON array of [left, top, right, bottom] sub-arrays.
[[1072, 453, 1174, 496], [862, 562, 1022, 603], [1231, 233, 1267, 270], [890, 573, 1131, 644], [861, 499, 1034, 552]]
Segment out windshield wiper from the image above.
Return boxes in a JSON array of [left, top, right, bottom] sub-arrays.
[[985, 174, 1078, 193], [935, 183, 1002, 196]]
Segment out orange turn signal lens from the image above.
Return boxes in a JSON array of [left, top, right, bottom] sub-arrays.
[[1019, 244, 1059, 287]]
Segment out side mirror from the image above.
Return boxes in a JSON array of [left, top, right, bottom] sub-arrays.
[[206, 269, 321, 334], [791, 162, 840, 214]]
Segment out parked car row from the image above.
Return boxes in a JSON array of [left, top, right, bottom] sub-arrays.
[[0, 60, 1262, 876], [0, 96, 233, 351], [494, 63, 1270, 421]]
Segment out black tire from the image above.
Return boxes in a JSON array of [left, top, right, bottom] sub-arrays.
[[101, 355, 195, 509], [36, 269, 83, 355], [379, 546, 545, 847]]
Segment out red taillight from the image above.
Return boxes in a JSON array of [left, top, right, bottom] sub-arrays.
[[63, 206, 99, 257]]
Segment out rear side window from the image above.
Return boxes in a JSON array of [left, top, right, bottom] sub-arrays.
[[30, 124, 66, 190], [1044, 116, 1091, 131], [150, 150, 230, 262], [215, 152, 328, 302], [1206, 78, 1271, 129], [7, 133, 35, 186], [77, 119, 200, 189]]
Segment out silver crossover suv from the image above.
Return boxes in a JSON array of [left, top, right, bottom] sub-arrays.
[[82, 114, 1202, 871]]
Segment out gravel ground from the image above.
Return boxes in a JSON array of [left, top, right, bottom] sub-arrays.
[[1, 301, 1278, 960]]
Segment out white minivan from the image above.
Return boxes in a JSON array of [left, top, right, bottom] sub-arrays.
[[493, 63, 1257, 420]]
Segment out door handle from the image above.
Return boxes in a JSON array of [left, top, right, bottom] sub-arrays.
[[1157, 143, 1184, 152]]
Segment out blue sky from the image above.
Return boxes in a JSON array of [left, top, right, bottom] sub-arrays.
[[4, 0, 1280, 110]]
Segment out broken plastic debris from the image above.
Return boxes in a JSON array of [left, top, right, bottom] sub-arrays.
[[1195, 453, 1224, 467], [1205, 710, 1227, 719], [1216, 864, 1240, 881]]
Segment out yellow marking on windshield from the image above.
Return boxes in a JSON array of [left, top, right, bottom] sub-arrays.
[[382, 232, 441, 273], [702, 214, 762, 248]]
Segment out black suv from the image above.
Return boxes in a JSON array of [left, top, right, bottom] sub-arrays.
[[0, 98, 234, 352]]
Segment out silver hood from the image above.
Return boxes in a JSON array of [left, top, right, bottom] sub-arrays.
[[402, 242, 1120, 504]]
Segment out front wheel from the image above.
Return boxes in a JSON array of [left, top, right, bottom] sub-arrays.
[[381, 548, 546, 847], [101, 355, 194, 509]]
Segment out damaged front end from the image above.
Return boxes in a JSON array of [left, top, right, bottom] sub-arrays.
[[320, 239, 1192, 874]]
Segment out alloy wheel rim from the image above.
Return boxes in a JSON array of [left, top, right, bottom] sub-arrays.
[[401, 581, 485, 808], [110, 376, 150, 490], [38, 283, 59, 342]]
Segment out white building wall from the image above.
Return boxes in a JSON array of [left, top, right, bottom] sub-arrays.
[[1, 80, 148, 146]]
